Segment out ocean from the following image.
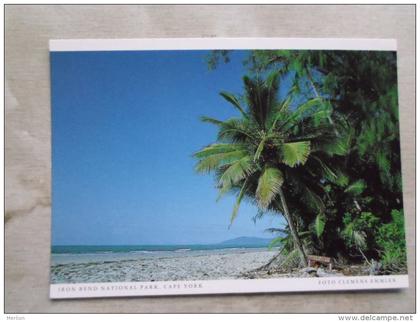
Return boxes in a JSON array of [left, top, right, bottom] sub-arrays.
[[51, 244, 273, 266], [52, 244, 270, 254]]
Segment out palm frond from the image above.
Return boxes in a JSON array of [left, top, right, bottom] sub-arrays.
[[278, 97, 322, 131], [341, 221, 367, 250], [200, 116, 224, 126], [256, 167, 284, 209], [267, 97, 292, 132], [353, 230, 368, 249], [219, 156, 254, 187], [314, 213, 326, 238], [311, 155, 338, 181], [229, 180, 248, 226], [220, 91, 247, 118], [264, 227, 288, 234], [195, 149, 247, 173], [217, 118, 255, 142], [252, 209, 266, 223], [253, 136, 267, 162], [194, 143, 245, 159], [281, 141, 311, 167], [268, 236, 283, 249]]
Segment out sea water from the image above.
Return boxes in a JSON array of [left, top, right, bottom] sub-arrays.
[[51, 244, 272, 265]]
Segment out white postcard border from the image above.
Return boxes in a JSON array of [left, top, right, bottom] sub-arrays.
[[49, 37, 403, 299], [49, 38, 397, 52], [50, 275, 409, 299]]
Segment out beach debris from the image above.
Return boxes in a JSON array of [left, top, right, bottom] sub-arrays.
[[316, 268, 329, 277], [297, 267, 318, 277], [316, 268, 344, 277], [299, 267, 317, 274]]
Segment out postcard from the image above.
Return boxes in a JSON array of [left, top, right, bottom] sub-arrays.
[[49, 38, 408, 299]]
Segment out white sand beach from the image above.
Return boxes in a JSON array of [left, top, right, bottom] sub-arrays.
[[51, 248, 278, 283]]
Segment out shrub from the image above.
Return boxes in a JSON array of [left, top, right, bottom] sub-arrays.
[[341, 211, 380, 254], [376, 209, 407, 273]]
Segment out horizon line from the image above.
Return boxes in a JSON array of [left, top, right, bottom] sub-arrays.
[[51, 237, 274, 247]]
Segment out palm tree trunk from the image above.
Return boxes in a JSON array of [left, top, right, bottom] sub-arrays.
[[279, 188, 307, 266]]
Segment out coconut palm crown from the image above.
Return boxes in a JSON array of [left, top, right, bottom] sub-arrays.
[[194, 71, 347, 265]]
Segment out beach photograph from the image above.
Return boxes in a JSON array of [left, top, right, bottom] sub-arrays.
[[50, 43, 407, 290]]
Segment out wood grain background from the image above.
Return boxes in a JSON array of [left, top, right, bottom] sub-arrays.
[[5, 4, 415, 313]]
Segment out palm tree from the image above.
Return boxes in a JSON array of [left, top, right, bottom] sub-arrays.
[[194, 71, 344, 266]]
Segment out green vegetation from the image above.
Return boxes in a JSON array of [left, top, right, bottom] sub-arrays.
[[195, 50, 406, 274], [376, 209, 407, 273]]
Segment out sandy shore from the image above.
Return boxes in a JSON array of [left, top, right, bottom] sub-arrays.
[[51, 249, 278, 283]]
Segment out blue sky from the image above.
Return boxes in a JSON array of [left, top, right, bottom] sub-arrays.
[[51, 50, 284, 245]]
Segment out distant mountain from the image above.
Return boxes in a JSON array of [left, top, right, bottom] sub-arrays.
[[218, 236, 272, 246]]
